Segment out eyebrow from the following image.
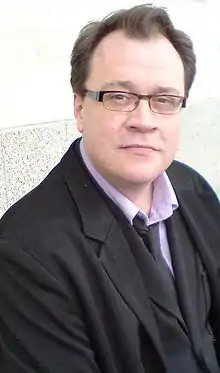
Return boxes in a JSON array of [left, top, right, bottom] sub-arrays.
[[100, 81, 181, 95], [101, 80, 134, 90], [151, 85, 181, 95]]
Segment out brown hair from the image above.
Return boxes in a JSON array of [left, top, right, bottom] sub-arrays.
[[70, 4, 196, 97]]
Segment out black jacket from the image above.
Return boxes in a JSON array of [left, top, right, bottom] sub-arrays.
[[0, 139, 220, 373]]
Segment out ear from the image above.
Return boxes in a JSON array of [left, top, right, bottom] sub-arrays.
[[74, 94, 84, 133]]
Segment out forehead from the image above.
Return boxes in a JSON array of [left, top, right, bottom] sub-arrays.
[[87, 31, 185, 93]]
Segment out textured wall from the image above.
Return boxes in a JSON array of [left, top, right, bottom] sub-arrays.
[[0, 120, 77, 217]]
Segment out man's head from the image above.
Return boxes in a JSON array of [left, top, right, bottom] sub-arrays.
[[70, 4, 196, 194]]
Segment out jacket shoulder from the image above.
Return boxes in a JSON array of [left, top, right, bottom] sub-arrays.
[[167, 160, 219, 200], [0, 158, 79, 243]]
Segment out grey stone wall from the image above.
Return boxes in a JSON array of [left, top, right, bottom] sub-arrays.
[[0, 120, 79, 217], [0, 98, 220, 217]]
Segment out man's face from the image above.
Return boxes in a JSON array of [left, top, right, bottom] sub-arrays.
[[74, 31, 185, 190]]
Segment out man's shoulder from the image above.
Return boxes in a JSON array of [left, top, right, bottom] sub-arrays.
[[0, 166, 63, 235], [0, 141, 90, 290], [167, 160, 218, 198], [0, 143, 83, 242]]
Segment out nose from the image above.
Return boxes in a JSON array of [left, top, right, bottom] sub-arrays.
[[127, 99, 157, 132]]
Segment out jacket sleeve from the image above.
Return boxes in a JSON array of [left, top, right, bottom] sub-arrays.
[[0, 237, 101, 373]]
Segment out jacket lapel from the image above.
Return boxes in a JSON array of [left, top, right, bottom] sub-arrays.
[[166, 188, 220, 362], [99, 219, 166, 363], [174, 191, 220, 305], [165, 210, 201, 349]]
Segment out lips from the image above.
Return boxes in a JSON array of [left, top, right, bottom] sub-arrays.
[[121, 144, 159, 151]]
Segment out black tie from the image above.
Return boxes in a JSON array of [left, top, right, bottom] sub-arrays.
[[132, 214, 190, 334], [133, 214, 175, 288]]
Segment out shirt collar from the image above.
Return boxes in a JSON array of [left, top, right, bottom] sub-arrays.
[[80, 139, 178, 226]]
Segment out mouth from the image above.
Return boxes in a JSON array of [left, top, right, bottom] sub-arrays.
[[120, 144, 159, 151]]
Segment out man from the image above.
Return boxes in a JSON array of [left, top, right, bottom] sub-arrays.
[[0, 4, 220, 373]]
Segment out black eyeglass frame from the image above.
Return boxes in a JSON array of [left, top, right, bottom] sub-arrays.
[[84, 89, 187, 115]]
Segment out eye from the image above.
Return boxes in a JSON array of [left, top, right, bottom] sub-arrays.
[[153, 95, 182, 107], [109, 93, 130, 101], [155, 96, 171, 104]]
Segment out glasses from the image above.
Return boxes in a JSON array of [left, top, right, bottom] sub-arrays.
[[84, 90, 186, 115]]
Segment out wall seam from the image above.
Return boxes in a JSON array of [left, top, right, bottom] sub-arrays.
[[0, 130, 9, 209]]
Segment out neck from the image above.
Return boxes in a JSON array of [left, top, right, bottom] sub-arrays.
[[114, 181, 154, 215]]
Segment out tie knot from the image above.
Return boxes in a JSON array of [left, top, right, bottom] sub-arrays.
[[133, 214, 150, 235], [133, 214, 160, 259]]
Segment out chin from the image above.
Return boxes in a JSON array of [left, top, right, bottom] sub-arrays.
[[120, 171, 159, 186], [124, 163, 163, 182]]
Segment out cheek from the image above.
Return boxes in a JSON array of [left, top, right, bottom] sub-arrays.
[[85, 109, 121, 138], [162, 118, 181, 150], [81, 111, 117, 152]]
